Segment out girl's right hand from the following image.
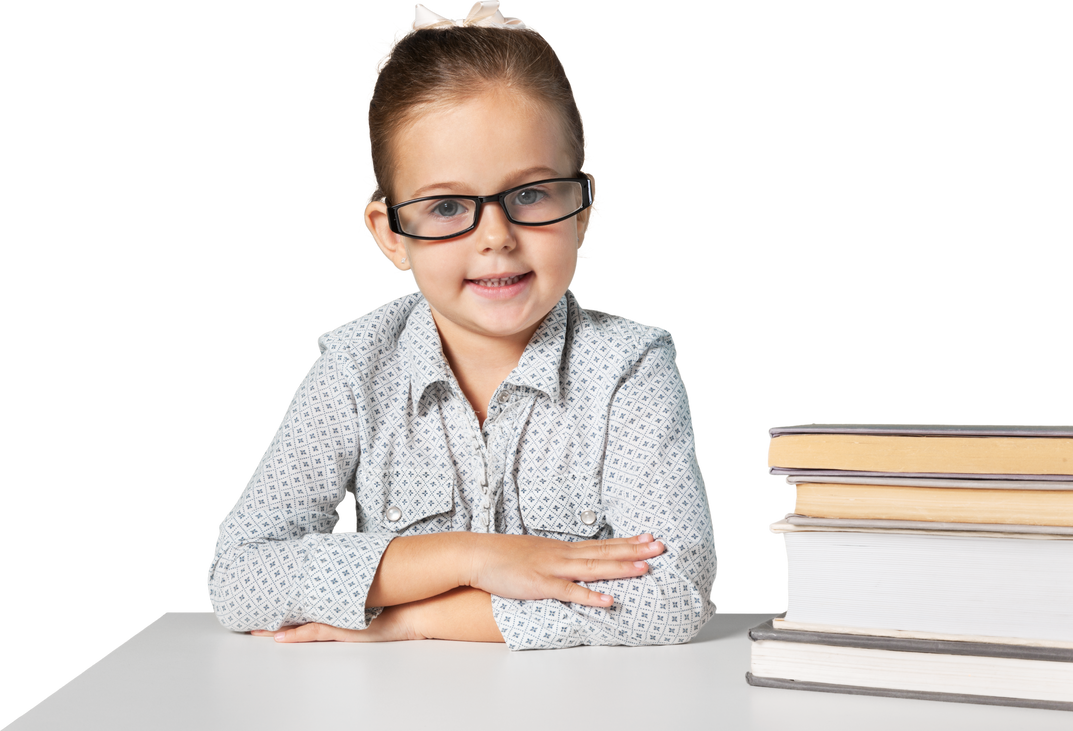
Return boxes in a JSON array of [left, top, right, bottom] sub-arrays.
[[464, 533, 664, 607]]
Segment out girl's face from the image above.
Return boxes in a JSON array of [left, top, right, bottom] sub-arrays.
[[366, 90, 591, 352]]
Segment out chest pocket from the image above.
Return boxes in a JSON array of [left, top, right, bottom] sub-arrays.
[[518, 471, 608, 541], [356, 469, 455, 535]]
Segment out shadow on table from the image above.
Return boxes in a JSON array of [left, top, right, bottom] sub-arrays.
[[689, 613, 777, 644]]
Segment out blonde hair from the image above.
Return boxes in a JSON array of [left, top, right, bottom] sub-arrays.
[[356, 21, 609, 276]]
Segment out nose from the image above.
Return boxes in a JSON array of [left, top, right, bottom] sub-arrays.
[[474, 196, 515, 247]]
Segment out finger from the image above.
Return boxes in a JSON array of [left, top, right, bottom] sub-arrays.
[[571, 539, 665, 562], [594, 540, 658, 561], [273, 624, 314, 642], [575, 533, 654, 547], [623, 536, 668, 556], [552, 557, 651, 583], [615, 539, 665, 557], [575, 535, 664, 556], [546, 545, 668, 595], [548, 578, 615, 607], [562, 545, 660, 583]]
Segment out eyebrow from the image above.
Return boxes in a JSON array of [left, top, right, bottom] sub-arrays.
[[409, 166, 565, 199]]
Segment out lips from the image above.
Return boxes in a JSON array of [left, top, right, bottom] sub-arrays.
[[463, 268, 530, 279], [464, 271, 533, 299]]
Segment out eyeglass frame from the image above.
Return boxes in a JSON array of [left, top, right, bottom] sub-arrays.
[[386, 176, 594, 241]]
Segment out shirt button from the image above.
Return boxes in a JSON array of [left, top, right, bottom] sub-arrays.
[[580, 510, 597, 525], [497, 392, 510, 403], [385, 506, 402, 522]]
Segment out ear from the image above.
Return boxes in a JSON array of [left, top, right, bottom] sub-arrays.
[[574, 210, 591, 248], [365, 201, 411, 270]]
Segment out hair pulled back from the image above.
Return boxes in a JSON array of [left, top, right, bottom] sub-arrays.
[[369, 26, 585, 204]]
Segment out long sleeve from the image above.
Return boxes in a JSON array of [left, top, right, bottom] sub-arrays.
[[208, 349, 393, 632], [491, 334, 717, 649]]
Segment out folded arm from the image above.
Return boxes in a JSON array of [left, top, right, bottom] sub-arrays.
[[406, 587, 503, 642], [366, 532, 470, 607]]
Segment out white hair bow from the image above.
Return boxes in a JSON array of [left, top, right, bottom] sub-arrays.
[[413, 2, 527, 30]]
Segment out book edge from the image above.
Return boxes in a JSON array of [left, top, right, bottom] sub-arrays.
[[770, 618, 1073, 651], [745, 672, 1073, 712], [747, 620, 1073, 663], [771, 468, 1073, 481], [784, 514, 1073, 536], [785, 475, 1073, 490], [769, 518, 1073, 540], [769, 425, 1073, 438]]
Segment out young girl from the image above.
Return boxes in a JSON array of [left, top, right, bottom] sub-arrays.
[[209, 2, 716, 650]]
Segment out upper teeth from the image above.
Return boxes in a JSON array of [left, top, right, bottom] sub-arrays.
[[476, 275, 522, 287]]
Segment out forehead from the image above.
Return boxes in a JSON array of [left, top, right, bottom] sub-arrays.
[[392, 90, 575, 200]]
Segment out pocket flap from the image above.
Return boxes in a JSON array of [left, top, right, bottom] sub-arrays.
[[519, 471, 604, 538], [373, 469, 455, 532]]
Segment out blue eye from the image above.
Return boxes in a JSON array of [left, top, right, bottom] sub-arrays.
[[510, 187, 547, 206], [431, 199, 468, 218]]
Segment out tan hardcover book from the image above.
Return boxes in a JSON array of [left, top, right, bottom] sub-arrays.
[[795, 483, 1073, 526], [768, 425, 1073, 477]]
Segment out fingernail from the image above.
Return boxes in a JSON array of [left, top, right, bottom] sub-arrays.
[[600, 594, 613, 603], [274, 632, 286, 642], [634, 561, 647, 568]]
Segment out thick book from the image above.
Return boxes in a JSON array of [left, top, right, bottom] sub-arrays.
[[768, 424, 1073, 479], [747, 619, 1073, 711], [791, 479, 1073, 527], [772, 519, 1073, 644]]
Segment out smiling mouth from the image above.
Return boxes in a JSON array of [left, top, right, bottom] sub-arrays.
[[468, 273, 529, 288]]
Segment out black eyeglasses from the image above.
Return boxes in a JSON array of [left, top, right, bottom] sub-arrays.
[[387, 176, 593, 240]]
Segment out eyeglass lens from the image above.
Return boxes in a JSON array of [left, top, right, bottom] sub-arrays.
[[395, 180, 585, 238]]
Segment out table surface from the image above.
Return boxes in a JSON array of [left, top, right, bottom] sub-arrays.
[[7, 613, 1073, 730]]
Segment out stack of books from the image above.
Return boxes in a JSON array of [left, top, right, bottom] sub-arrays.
[[747, 424, 1073, 711]]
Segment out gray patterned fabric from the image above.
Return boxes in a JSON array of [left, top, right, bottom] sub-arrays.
[[209, 291, 716, 649]]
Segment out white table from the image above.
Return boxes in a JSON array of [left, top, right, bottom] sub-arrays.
[[6, 613, 1072, 730]]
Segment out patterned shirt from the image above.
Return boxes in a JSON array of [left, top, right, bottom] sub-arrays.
[[208, 291, 716, 650]]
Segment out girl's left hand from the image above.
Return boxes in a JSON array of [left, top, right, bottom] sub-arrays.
[[251, 604, 424, 643]]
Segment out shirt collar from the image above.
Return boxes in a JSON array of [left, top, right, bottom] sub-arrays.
[[401, 293, 570, 403]]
